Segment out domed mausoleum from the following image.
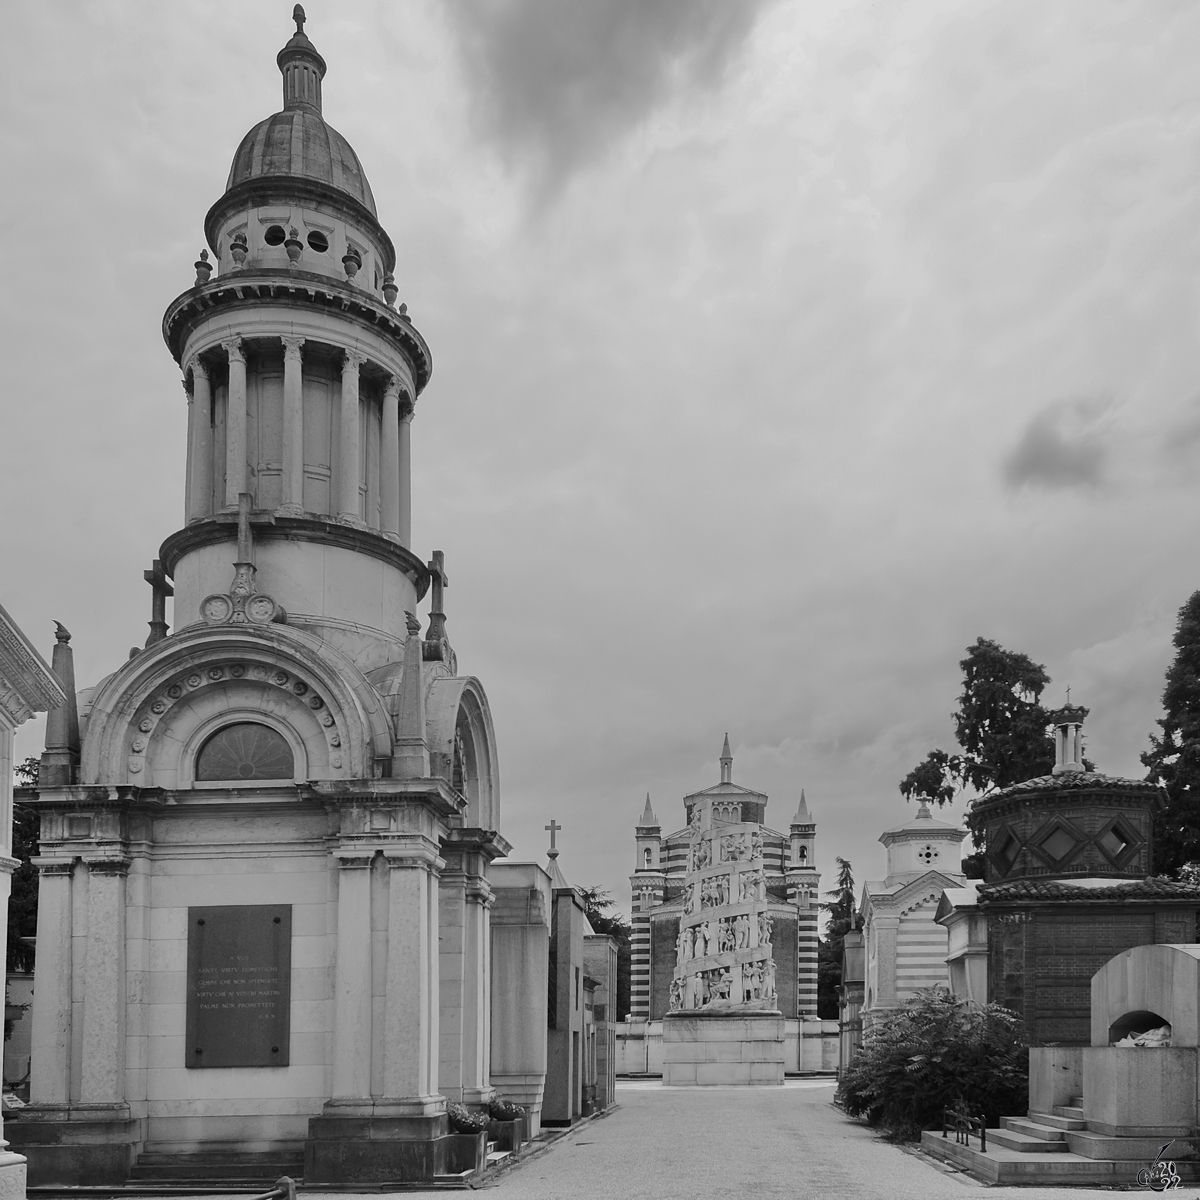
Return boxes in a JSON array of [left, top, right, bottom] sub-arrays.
[[13, 10, 517, 1187]]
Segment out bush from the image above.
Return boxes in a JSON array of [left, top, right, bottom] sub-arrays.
[[488, 1098, 525, 1121], [837, 989, 1028, 1141], [446, 1102, 490, 1134]]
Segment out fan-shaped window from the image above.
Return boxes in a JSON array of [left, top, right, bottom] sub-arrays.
[[195, 722, 294, 782]]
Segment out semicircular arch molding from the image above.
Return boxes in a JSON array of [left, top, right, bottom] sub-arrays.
[[427, 675, 500, 830], [81, 625, 392, 787]]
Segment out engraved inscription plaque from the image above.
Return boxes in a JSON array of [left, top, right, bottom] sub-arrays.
[[186, 904, 291, 1068]]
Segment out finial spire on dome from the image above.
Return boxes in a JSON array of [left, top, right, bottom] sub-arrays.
[[278, 4, 327, 115], [720, 732, 733, 784]]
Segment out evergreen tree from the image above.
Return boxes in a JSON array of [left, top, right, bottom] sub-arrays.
[[816, 857, 856, 1020], [9, 757, 39, 973], [1143, 590, 1200, 875], [576, 887, 632, 1020]]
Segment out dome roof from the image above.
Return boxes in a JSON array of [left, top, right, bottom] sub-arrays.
[[226, 109, 376, 216]]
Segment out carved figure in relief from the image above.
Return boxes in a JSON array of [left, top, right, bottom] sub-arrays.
[[763, 956, 777, 1001], [693, 922, 709, 957], [692, 838, 710, 870], [718, 917, 734, 952], [740, 870, 764, 902], [680, 926, 694, 961], [714, 968, 732, 1002], [750, 830, 763, 859], [683, 883, 697, 915], [715, 873, 730, 906], [669, 976, 683, 1012], [734, 913, 750, 949], [758, 912, 773, 946]]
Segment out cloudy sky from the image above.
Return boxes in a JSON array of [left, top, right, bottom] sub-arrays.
[[5, 1, 1200, 913]]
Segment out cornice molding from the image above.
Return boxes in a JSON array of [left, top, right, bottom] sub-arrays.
[[0, 602, 66, 720], [161, 270, 431, 392], [159, 513, 430, 599]]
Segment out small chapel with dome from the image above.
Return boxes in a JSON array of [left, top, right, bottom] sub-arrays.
[[11, 9, 522, 1187]]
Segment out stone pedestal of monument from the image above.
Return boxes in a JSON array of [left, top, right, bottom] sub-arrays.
[[662, 1011, 784, 1086]]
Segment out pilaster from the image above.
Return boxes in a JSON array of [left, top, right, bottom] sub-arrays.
[[280, 336, 305, 515], [186, 360, 212, 522], [338, 350, 365, 525], [222, 338, 247, 509]]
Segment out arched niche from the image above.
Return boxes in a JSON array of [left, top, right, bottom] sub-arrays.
[[427, 675, 499, 830], [81, 624, 393, 787]]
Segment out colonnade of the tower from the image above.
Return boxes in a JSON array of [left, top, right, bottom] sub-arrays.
[[183, 335, 414, 545]]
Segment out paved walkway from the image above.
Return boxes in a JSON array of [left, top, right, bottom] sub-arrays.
[[295, 1081, 1151, 1199]]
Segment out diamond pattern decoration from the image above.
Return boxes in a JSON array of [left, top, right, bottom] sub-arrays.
[[1038, 825, 1080, 863]]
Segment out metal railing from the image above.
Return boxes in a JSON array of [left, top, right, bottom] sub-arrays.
[[942, 1107, 987, 1153]]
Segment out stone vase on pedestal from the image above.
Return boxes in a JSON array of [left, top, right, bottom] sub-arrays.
[[661, 800, 784, 1085]]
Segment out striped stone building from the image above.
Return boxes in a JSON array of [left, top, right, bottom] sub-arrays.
[[628, 738, 821, 1021], [858, 802, 967, 1024]]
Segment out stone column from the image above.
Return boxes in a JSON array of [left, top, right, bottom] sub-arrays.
[[330, 852, 374, 1100], [338, 350, 365, 524], [381, 850, 442, 1108], [187, 360, 213, 522], [380, 377, 401, 541], [29, 860, 75, 1105], [79, 859, 129, 1104], [280, 336, 305, 515], [398, 397, 414, 547], [222, 337, 247, 510], [460, 876, 494, 1105]]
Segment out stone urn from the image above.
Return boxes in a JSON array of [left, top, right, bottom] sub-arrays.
[[284, 227, 304, 264], [382, 272, 398, 306], [194, 250, 213, 285], [230, 237, 248, 267], [342, 250, 361, 280]]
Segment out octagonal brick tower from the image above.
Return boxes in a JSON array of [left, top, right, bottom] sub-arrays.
[[17, 10, 508, 1188]]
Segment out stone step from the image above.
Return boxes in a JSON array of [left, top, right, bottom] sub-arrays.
[[130, 1151, 302, 1184], [1054, 1104, 1085, 1121], [1066, 1130, 1200, 1161], [1003, 1117, 1064, 1141], [1028, 1110, 1087, 1131], [485, 1150, 511, 1165], [921, 1130, 1183, 1186], [989, 1128, 1069, 1154]]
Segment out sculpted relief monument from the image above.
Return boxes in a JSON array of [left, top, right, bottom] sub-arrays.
[[661, 740, 788, 1085]]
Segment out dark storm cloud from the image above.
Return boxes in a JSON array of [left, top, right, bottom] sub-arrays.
[[1003, 400, 1110, 491], [443, 0, 765, 188]]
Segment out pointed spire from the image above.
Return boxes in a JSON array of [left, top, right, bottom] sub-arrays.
[[720, 732, 732, 784], [40, 622, 80, 786], [638, 793, 658, 828], [277, 4, 327, 115], [392, 612, 429, 779], [792, 789, 811, 826]]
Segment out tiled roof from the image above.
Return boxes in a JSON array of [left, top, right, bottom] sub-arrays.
[[975, 772, 1163, 804], [980, 876, 1200, 903]]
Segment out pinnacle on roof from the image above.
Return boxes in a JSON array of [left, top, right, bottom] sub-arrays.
[[1051, 700, 1088, 776], [720, 732, 733, 784], [638, 793, 658, 827], [792, 789, 811, 825]]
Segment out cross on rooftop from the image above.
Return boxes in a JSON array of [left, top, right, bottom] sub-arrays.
[[545, 819, 561, 857], [428, 550, 448, 612]]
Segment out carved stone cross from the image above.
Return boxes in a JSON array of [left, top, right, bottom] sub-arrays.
[[426, 550, 449, 644], [143, 558, 174, 646], [545, 819, 561, 854]]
